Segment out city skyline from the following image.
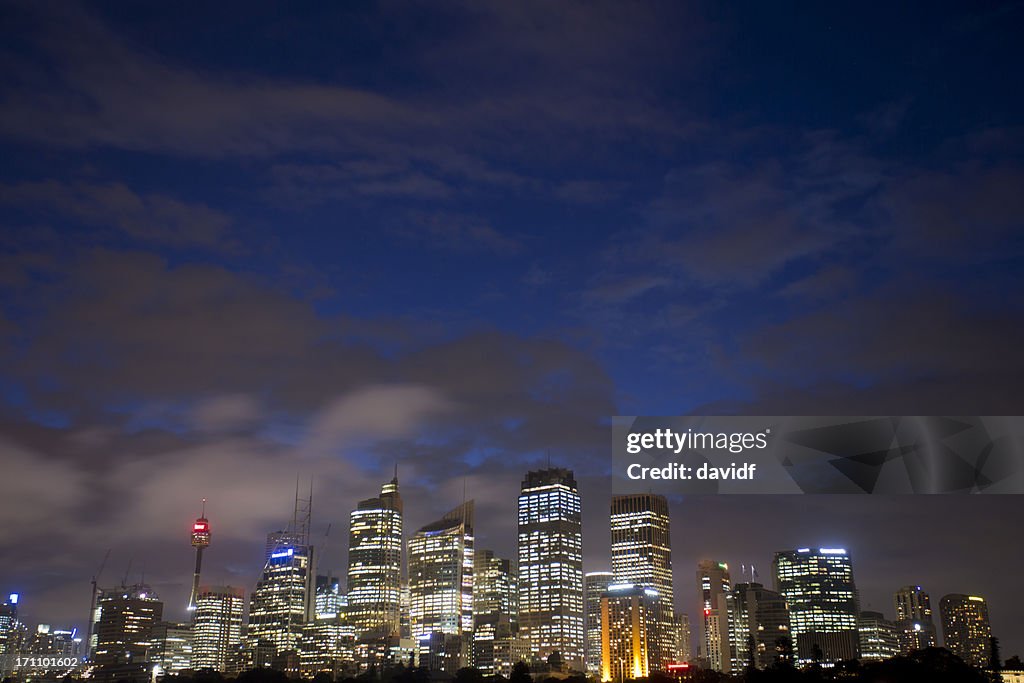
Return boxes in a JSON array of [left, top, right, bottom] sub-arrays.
[[2, 471, 1021, 662]]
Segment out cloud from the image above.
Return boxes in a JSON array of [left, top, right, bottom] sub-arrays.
[[0, 180, 236, 251]]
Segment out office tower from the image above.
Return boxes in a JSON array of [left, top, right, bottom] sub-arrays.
[[696, 560, 732, 672], [610, 494, 674, 670], [93, 585, 164, 667], [300, 583, 356, 682], [772, 548, 860, 664], [585, 572, 614, 675], [0, 593, 21, 678], [28, 625, 83, 658], [149, 622, 193, 674], [347, 475, 404, 641], [408, 501, 475, 671], [729, 582, 790, 669], [517, 468, 585, 669], [193, 586, 244, 672], [188, 501, 211, 612], [894, 585, 937, 653], [940, 594, 993, 668], [857, 612, 899, 661], [600, 584, 659, 682], [474, 550, 525, 677], [248, 486, 316, 663], [673, 614, 691, 664], [315, 577, 343, 620]]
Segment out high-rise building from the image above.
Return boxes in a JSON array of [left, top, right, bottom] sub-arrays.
[[600, 584, 659, 682], [585, 572, 614, 675], [193, 586, 244, 672], [149, 622, 193, 674], [893, 585, 937, 653], [248, 542, 316, 660], [610, 494, 674, 671], [474, 550, 525, 677], [729, 582, 790, 670], [857, 612, 899, 661], [347, 475, 404, 641], [517, 468, 585, 669], [93, 585, 164, 667], [28, 625, 83, 658], [772, 548, 860, 664], [300, 579, 356, 683], [0, 593, 22, 678], [940, 594, 993, 669], [696, 560, 732, 672], [408, 501, 475, 671], [673, 614, 691, 664], [266, 531, 301, 565]]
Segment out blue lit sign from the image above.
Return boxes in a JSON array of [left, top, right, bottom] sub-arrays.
[[8, 593, 18, 604], [271, 548, 295, 559]]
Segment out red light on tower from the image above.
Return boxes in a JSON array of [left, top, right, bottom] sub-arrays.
[[188, 499, 210, 611], [191, 517, 211, 547]]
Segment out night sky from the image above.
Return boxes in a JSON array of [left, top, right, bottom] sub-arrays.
[[2, 0, 1024, 661]]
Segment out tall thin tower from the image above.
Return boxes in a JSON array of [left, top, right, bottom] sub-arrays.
[[188, 499, 211, 612]]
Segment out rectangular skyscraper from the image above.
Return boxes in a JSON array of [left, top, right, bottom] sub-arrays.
[[92, 585, 164, 667], [894, 585, 937, 653], [517, 468, 585, 669], [474, 549, 524, 677], [347, 476, 403, 642], [610, 493, 674, 671], [696, 560, 732, 672], [600, 585, 659, 682], [772, 548, 860, 664], [408, 501, 475, 671], [192, 586, 244, 672]]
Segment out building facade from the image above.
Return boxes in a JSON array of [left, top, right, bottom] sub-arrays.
[[940, 594, 993, 669], [474, 549, 523, 677], [730, 582, 791, 669], [347, 476, 404, 642], [857, 611, 900, 661], [772, 548, 860, 664], [600, 585, 659, 682], [610, 494, 674, 671], [248, 542, 316, 661], [893, 585, 937, 653], [192, 585, 244, 672], [696, 560, 732, 672], [93, 585, 164, 667], [517, 468, 585, 669]]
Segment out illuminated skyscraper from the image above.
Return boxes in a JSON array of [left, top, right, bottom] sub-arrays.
[[149, 622, 193, 674], [0, 593, 21, 678], [696, 560, 732, 672], [893, 585, 937, 653], [28, 625, 82, 658], [857, 612, 899, 661], [93, 585, 164, 667], [940, 594, 993, 668], [729, 582, 790, 669], [408, 501, 475, 670], [347, 475, 404, 641], [673, 614, 691, 664], [585, 572, 614, 675], [517, 468, 585, 669], [600, 584, 659, 682], [474, 550, 524, 677], [193, 586, 244, 672], [248, 485, 316, 664], [610, 494, 673, 670], [772, 548, 860, 664]]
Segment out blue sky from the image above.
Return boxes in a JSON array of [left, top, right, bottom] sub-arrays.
[[1, 0, 1023, 657]]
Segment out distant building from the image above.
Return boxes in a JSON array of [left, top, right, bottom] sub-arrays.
[[610, 494, 674, 670], [696, 560, 732, 672], [474, 550, 524, 677], [28, 624, 83, 658], [772, 548, 860, 664], [149, 622, 193, 674], [248, 541, 316, 662], [192, 585, 244, 672], [517, 468, 585, 669], [0, 593, 23, 678], [940, 594, 992, 668], [585, 572, 614, 675], [730, 582, 791, 669], [672, 613, 692, 664], [93, 585, 164, 667], [857, 612, 899, 661], [408, 501, 475, 671], [600, 584, 660, 682], [893, 585, 937, 653]]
